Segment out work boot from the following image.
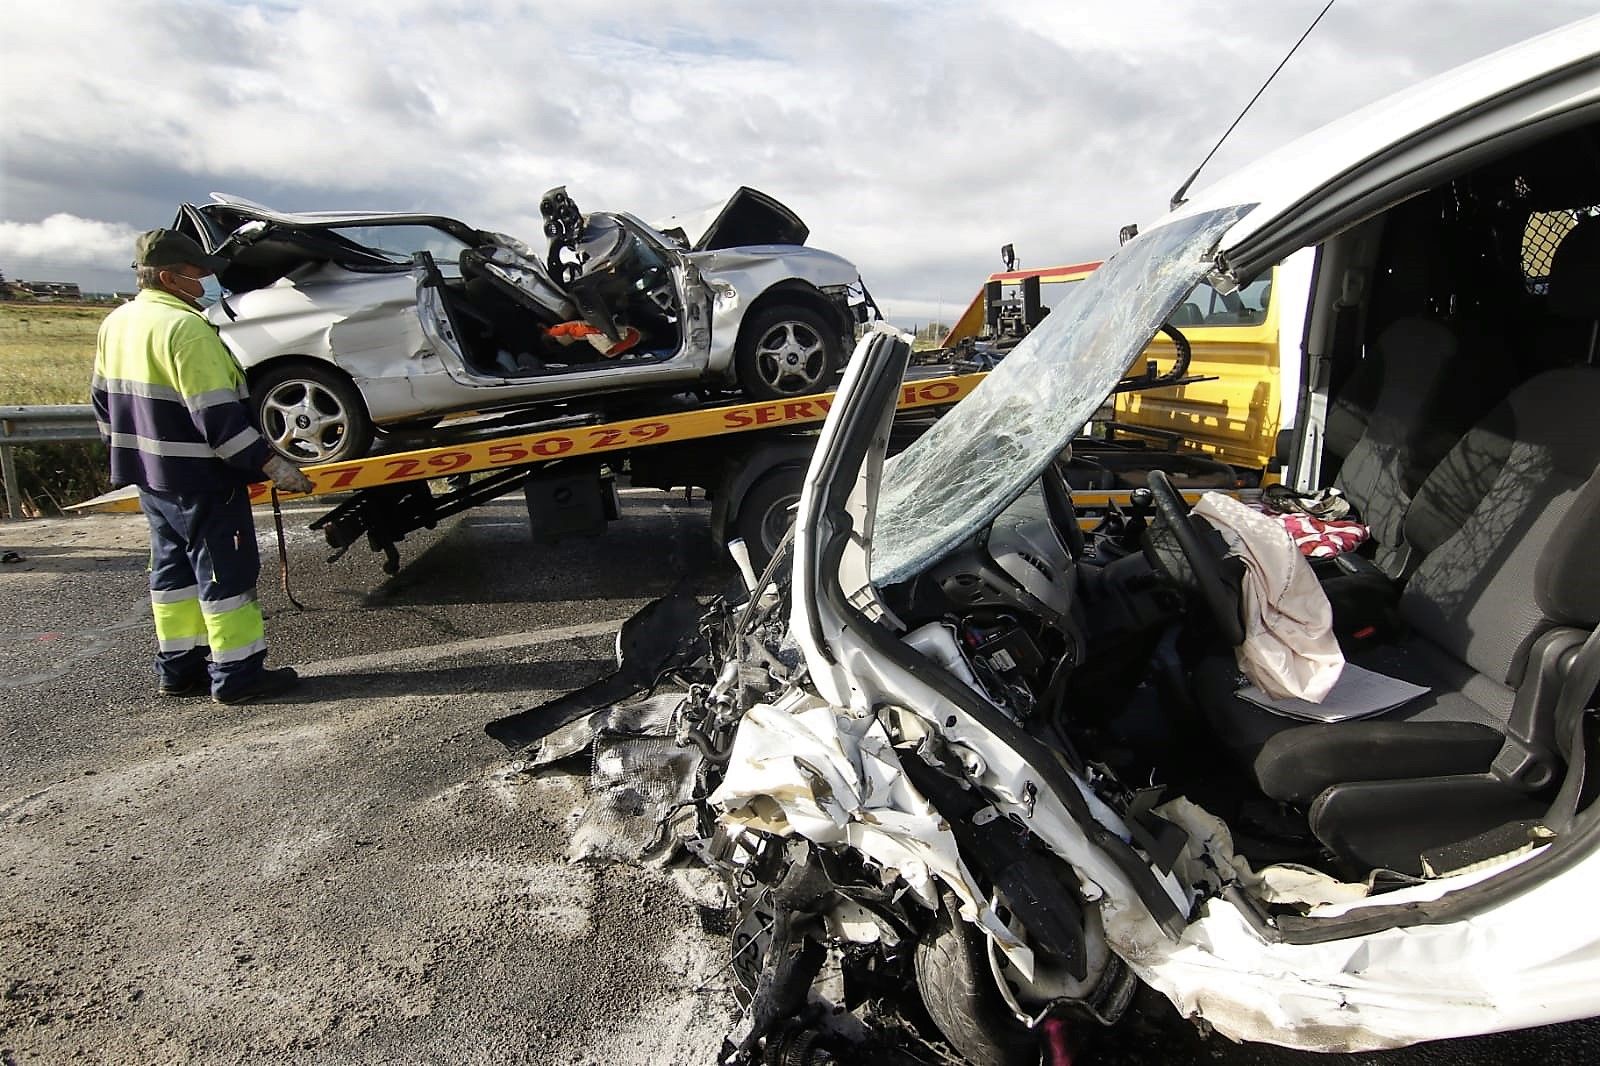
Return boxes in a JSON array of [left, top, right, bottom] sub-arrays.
[[157, 675, 209, 698], [213, 666, 300, 706]]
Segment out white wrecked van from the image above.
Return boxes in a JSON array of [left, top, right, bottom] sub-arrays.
[[506, 16, 1600, 1064]]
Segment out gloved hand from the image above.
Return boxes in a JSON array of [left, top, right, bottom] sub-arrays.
[[263, 454, 315, 495]]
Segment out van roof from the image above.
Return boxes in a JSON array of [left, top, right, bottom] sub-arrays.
[[1153, 16, 1600, 275]]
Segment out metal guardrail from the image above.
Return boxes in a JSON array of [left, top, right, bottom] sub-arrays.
[[0, 405, 100, 520]]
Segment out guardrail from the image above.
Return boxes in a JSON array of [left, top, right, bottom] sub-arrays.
[[0, 405, 101, 520]]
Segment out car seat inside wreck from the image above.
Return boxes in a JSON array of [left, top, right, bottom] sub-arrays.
[[427, 189, 690, 379]]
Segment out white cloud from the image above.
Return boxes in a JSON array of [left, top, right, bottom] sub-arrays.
[[0, 214, 142, 274], [1, 1, 1595, 305]]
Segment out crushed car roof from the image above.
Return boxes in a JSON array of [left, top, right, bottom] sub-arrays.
[[202, 192, 469, 228]]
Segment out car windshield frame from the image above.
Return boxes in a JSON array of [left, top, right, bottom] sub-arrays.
[[868, 204, 1255, 587], [314, 222, 474, 266]]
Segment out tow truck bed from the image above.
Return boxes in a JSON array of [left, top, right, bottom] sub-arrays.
[[71, 370, 1231, 573]]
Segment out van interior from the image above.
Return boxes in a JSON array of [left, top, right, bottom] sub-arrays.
[[883, 117, 1600, 900], [1116, 119, 1600, 887]]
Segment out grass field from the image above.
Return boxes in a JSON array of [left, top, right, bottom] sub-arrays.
[[1, 302, 113, 512], [0, 302, 105, 404]]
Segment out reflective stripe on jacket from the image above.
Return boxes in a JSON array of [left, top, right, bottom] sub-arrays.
[[92, 289, 271, 492]]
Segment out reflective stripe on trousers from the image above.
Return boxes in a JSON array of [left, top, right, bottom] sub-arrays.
[[141, 485, 267, 695]]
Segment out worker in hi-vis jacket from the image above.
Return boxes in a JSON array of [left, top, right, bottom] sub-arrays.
[[92, 228, 314, 704]]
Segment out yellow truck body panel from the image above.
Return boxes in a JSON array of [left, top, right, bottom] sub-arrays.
[[1116, 294, 1282, 470], [942, 255, 1308, 475]]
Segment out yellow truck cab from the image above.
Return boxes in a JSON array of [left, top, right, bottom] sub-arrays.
[[942, 248, 1314, 483]]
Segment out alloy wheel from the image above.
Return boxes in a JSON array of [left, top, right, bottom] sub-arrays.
[[260, 379, 351, 463]]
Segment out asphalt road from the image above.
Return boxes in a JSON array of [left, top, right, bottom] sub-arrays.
[[1, 491, 1596, 1065]]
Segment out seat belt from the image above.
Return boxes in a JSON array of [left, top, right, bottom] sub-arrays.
[[1291, 267, 1364, 490], [1542, 623, 1600, 835]]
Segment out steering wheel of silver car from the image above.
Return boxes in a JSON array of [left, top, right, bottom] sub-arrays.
[[1145, 470, 1246, 647], [259, 377, 351, 464], [753, 318, 828, 394]]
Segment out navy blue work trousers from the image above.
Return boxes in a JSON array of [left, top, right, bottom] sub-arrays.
[[140, 486, 268, 698]]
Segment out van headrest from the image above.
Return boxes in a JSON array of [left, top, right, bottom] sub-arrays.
[[1547, 217, 1600, 321]]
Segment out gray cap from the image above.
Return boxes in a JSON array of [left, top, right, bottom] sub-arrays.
[[132, 229, 229, 274]]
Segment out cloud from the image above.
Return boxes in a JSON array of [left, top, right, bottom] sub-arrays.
[[0, 214, 142, 276], [2, 1, 1596, 303]]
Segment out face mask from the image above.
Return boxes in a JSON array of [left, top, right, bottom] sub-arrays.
[[198, 276, 225, 308], [170, 271, 223, 308]]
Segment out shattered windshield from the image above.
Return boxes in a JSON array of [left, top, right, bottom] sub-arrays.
[[869, 205, 1254, 586]]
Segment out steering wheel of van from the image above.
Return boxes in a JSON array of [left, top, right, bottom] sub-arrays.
[[1144, 470, 1246, 647]]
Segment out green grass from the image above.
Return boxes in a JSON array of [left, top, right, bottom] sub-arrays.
[[1, 301, 114, 512], [1, 302, 105, 404]]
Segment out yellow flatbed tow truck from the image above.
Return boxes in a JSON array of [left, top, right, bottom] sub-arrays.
[[74, 367, 1220, 573], [73, 372, 977, 573]]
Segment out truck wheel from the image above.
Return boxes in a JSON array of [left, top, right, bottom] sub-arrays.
[[735, 305, 841, 401], [253, 362, 374, 465], [915, 895, 1038, 1066], [734, 467, 805, 571]]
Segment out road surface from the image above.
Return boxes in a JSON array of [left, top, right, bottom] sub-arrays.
[[1, 493, 1595, 1065]]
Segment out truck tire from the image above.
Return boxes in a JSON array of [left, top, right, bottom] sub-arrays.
[[914, 895, 1038, 1066], [733, 467, 805, 571], [735, 304, 841, 401], [253, 361, 374, 466]]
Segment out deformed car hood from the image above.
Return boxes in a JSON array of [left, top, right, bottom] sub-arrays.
[[654, 187, 810, 251], [693, 187, 808, 250], [868, 204, 1252, 587]]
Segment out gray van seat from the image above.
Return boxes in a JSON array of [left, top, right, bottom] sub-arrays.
[[1199, 365, 1600, 873], [1330, 318, 1509, 577]]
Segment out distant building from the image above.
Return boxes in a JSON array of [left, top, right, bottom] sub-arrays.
[[16, 281, 83, 302]]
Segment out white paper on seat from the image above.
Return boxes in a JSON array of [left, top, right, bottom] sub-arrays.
[[1236, 662, 1430, 723]]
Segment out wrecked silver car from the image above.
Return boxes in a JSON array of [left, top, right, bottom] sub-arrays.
[[175, 189, 874, 463], [492, 17, 1600, 1066]]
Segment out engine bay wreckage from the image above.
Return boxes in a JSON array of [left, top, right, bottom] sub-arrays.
[[485, 20, 1600, 1066]]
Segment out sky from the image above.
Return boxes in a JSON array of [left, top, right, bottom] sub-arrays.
[[2, 1, 1595, 324]]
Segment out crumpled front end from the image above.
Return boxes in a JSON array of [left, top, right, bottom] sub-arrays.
[[491, 559, 1147, 1061], [712, 691, 1033, 971]]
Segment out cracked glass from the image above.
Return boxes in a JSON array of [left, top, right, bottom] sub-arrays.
[[870, 205, 1255, 586]]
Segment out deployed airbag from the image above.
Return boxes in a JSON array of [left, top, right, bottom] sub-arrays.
[[1193, 492, 1343, 701]]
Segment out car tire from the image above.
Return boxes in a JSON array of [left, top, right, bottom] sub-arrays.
[[733, 466, 805, 571], [252, 362, 374, 466], [734, 304, 843, 401], [915, 894, 1038, 1066]]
